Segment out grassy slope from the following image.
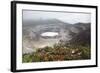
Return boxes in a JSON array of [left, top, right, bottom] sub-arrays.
[[22, 43, 90, 63]]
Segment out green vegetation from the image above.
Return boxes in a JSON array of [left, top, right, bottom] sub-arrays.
[[22, 42, 91, 63]]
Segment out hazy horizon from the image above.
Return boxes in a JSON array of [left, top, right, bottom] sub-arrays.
[[23, 10, 91, 24]]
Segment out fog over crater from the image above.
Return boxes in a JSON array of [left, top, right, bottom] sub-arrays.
[[22, 10, 91, 54]]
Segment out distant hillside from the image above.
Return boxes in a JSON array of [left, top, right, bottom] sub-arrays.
[[23, 19, 71, 27], [69, 26, 91, 46]]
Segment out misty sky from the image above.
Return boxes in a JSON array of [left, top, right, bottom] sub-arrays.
[[23, 10, 91, 24]]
